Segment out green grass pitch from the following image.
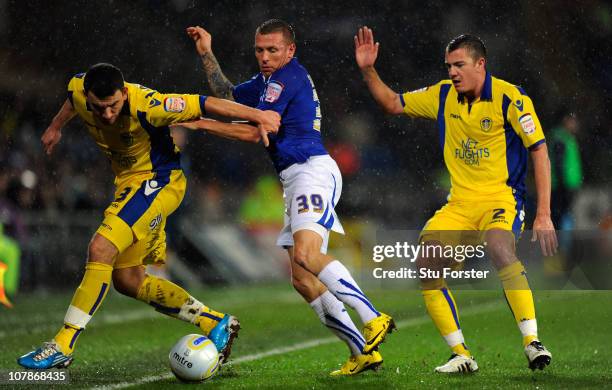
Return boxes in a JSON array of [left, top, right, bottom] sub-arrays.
[[1, 284, 611, 389]]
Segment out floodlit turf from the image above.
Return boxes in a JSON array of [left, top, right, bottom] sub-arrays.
[[1, 284, 611, 389]]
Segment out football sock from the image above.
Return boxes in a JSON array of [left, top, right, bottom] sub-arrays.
[[318, 260, 379, 324], [498, 261, 538, 346], [422, 278, 471, 357], [310, 291, 365, 356], [136, 274, 225, 334], [55, 262, 113, 354]]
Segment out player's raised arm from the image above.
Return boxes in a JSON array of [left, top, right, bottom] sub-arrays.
[[530, 143, 559, 256], [355, 26, 403, 115], [173, 119, 260, 143], [187, 26, 235, 101], [41, 98, 77, 155]]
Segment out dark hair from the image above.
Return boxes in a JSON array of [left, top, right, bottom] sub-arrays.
[[446, 34, 487, 61], [256, 19, 295, 44], [84, 63, 124, 97]]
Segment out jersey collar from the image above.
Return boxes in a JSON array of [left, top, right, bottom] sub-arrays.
[[457, 71, 493, 103]]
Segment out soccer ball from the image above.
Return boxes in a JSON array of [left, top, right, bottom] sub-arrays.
[[169, 334, 221, 382]]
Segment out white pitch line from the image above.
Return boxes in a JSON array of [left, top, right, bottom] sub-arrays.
[[94, 301, 503, 390]]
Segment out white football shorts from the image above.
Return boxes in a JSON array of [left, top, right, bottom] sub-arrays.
[[276, 155, 345, 254]]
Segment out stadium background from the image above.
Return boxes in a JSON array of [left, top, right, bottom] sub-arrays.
[[0, 0, 611, 292]]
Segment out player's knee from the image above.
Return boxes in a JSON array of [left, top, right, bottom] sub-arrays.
[[416, 252, 438, 278], [291, 274, 314, 295], [416, 256, 432, 281], [485, 231, 517, 269], [88, 235, 118, 264], [416, 241, 446, 279], [293, 245, 316, 272], [112, 273, 132, 297], [112, 270, 142, 298], [487, 245, 517, 269]]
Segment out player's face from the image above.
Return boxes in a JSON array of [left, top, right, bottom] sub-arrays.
[[445, 48, 485, 96], [254, 32, 296, 77], [86, 87, 128, 125]]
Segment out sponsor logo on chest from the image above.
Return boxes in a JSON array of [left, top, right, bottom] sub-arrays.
[[454, 137, 490, 166]]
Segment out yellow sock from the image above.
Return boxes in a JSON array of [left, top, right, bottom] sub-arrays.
[[54, 324, 82, 355], [422, 279, 471, 357], [55, 262, 113, 354], [498, 261, 538, 346], [136, 274, 225, 334], [451, 343, 471, 357]]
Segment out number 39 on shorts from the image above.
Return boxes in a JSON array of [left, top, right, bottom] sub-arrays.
[[296, 194, 323, 214]]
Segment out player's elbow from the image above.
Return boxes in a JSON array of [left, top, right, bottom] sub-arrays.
[[381, 95, 404, 115], [383, 104, 403, 115]]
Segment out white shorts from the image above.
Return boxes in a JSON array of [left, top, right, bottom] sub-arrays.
[[276, 155, 345, 254]]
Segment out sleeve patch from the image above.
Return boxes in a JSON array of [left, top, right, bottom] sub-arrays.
[[264, 81, 284, 103], [519, 113, 536, 135], [164, 97, 185, 113]]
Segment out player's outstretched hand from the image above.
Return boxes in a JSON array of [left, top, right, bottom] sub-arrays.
[[186, 26, 212, 55], [531, 215, 558, 257], [41, 126, 62, 155], [355, 26, 380, 69]]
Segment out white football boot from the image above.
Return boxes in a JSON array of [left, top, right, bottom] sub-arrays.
[[434, 354, 478, 373], [524, 340, 552, 370]]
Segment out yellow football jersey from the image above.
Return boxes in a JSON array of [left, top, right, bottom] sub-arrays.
[[400, 72, 545, 202], [68, 73, 205, 180]]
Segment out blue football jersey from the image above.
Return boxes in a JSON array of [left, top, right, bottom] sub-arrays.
[[232, 58, 328, 172]]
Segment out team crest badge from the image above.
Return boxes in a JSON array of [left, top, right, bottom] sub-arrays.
[[264, 81, 284, 103], [480, 117, 492, 132]]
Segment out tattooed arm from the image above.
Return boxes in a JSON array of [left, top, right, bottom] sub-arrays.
[[187, 26, 235, 100]]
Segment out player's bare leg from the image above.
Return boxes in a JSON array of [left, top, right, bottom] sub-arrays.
[[486, 229, 551, 370], [112, 265, 240, 364], [288, 248, 382, 375], [292, 229, 394, 354], [18, 234, 118, 369], [417, 240, 478, 373], [112, 264, 145, 297]]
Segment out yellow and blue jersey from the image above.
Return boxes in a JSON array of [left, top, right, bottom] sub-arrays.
[[68, 73, 206, 180], [400, 72, 545, 202]]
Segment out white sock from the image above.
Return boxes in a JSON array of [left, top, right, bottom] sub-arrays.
[[318, 260, 379, 324], [518, 319, 538, 340], [443, 329, 465, 348], [310, 291, 365, 356]]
